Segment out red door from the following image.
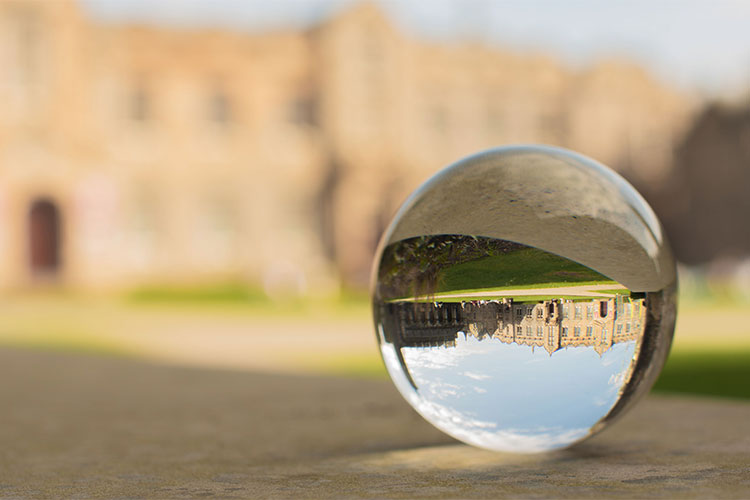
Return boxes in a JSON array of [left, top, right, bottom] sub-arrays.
[[29, 199, 61, 275]]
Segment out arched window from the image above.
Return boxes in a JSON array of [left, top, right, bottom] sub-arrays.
[[209, 88, 232, 125], [289, 92, 317, 127], [29, 198, 61, 275], [131, 83, 150, 122]]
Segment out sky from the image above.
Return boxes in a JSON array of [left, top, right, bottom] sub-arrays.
[[382, 335, 637, 452], [82, 0, 750, 96]]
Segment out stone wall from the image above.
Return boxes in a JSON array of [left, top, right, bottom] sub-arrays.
[[0, 0, 695, 291]]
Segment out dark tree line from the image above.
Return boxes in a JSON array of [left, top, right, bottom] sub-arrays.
[[376, 235, 523, 299]]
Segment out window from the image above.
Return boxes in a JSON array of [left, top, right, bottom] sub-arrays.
[[526, 307, 532, 318], [586, 326, 593, 336], [526, 326, 532, 335], [600, 301, 608, 318], [210, 92, 232, 125], [516, 307, 523, 317], [563, 306, 569, 319], [586, 306, 593, 320], [575, 306, 582, 319], [574, 326, 581, 337], [537, 326, 543, 336], [537, 308, 544, 318], [131, 84, 150, 122], [602, 328, 607, 342], [207, 87, 234, 126], [626, 323, 631, 333], [562, 327, 568, 336], [617, 324, 623, 335], [516, 326, 522, 334], [289, 94, 317, 126]]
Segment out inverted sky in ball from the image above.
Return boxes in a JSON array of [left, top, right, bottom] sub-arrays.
[[371, 145, 677, 453]]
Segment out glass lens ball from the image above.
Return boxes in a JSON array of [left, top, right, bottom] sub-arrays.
[[371, 145, 677, 453]]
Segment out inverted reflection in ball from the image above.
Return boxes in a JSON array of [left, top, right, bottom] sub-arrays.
[[371, 146, 676, 453]]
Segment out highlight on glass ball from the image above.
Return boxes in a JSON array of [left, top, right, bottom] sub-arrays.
[[371, 145, 677, 453]]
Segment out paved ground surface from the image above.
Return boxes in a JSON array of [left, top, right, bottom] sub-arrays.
[[0, 348, 748, 499]]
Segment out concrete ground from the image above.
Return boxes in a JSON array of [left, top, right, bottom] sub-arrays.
[[0, 348, 748, 499]]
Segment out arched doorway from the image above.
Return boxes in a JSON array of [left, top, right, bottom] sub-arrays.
[[29, 198, 61, 276]]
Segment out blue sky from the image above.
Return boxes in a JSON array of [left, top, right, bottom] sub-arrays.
[[382, 335, 637, 452], [82, 0, 750, 95]]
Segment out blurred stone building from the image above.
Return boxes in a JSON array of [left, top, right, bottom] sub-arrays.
[[0, 0, 693, 292], [644, 102, 750, 266]]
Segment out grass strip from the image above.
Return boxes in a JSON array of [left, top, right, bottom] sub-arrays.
[[652, 349, 750, 400]]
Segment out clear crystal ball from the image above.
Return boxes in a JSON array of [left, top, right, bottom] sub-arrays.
[[371, 146, 677, 453]]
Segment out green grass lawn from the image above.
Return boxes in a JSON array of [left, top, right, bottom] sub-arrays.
[[595, 288, 631, 296], [395, 294, 621, 304], [651, 349, 750, 400], [438, 247, 616, 293], [128, 282, 271, 304], [125, 283, 370, 318]]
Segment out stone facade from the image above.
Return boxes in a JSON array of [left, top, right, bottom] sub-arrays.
[[386, 296, 643, 355], [467, 297, 643, 355], [0, 0, 693, 292]]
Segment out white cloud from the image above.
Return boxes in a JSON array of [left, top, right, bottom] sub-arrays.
[[461, 371, 490, 381], [403, 345, 470, 371], [608, 365, 629, 389], [412, 395, 590, 453], [380, 335, 638, 453]]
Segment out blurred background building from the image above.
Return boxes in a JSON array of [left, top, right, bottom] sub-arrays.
[[0, 0, 746, 295]]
